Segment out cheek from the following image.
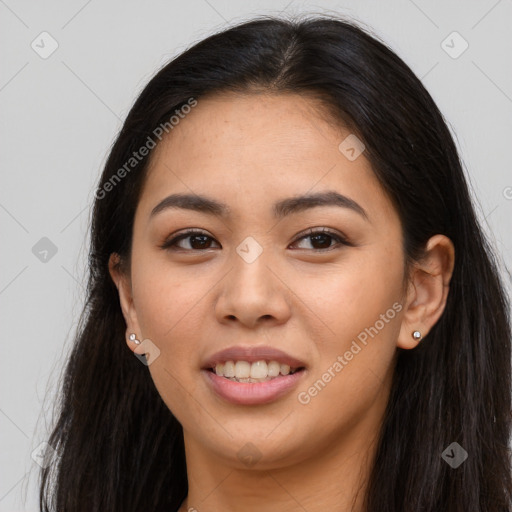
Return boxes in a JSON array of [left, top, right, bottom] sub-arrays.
[[131, 247, 203, 337], [296, 285, 401, 433], [294, 247, 403, 410], [131, 257, 208, 421], [297, 247, 404, 342], [130, 251, 211, 395]]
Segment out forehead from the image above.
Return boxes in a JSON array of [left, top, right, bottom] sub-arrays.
[[137, 92, 396, 225], [156, 91, 348, 160]]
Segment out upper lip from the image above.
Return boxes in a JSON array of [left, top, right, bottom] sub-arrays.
[[202, 345, 307, 370]]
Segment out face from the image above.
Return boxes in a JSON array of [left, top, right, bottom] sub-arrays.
[[114, 92, 410, 470]]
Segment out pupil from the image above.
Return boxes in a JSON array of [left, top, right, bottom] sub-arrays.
[[191, 235, 210, 249], [311, 234, 331, 249]]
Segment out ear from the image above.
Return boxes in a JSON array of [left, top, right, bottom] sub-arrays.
[[397, 234, 455, 349], [108, 253, 142, 352]]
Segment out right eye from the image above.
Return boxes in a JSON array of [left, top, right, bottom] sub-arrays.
[[159, 229, 221, 251]]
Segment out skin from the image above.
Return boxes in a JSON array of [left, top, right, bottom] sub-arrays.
[[109, 92, 455, 512]]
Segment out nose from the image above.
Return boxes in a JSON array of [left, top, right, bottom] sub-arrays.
[[214, 250, 292, 329]]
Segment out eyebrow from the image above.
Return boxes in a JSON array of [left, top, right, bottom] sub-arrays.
[[150, 191, 369, 221]]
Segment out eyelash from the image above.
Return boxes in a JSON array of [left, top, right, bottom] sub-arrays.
[[159, 227, 351, 253]]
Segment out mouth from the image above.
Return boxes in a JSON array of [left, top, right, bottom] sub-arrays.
[[201, 345, 307, 405], [206, 360, 306, 383]]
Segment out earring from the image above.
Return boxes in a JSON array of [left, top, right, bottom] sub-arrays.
[[412, 330, 422, 340], [129, 333, 141, 345]]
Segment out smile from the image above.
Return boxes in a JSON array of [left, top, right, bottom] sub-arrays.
[[210, 360, 303, 382], [201, 345, 307, 405]]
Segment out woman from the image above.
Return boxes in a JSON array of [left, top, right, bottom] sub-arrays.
[[39, 14, 512, 512]]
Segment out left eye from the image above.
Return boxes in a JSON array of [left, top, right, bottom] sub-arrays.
[[160, 228, 348, 252], [292, 228, 348, 251]]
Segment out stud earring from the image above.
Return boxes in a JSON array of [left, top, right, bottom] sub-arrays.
[[412, 330, 422, 340], [129, 333, 141, 345]]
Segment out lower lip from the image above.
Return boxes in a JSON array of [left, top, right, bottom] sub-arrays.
[[202, 369, 306, 405]]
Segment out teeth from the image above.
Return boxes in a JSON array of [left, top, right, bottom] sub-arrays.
[[235, 361, 251, 379], [268, 361, 280, 377], [224, 361, 235, 377], [250, 360, 267, 379], [212, 360, 301, 381]]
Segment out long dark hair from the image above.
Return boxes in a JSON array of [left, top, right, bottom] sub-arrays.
[[39, 14, 512, 512]]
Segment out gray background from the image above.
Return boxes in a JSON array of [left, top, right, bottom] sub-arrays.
[[1, 1, 511, 510]]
